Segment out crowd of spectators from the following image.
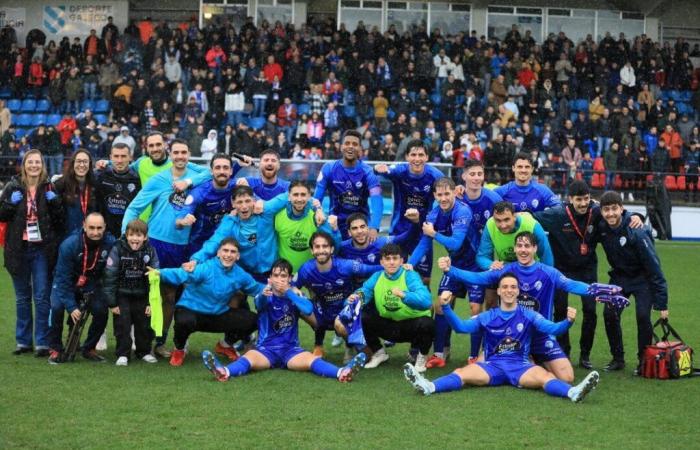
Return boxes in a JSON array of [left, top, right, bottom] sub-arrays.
[[1, 16, 700, 200]]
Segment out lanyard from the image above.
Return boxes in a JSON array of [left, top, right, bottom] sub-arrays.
[[81, 237, 100, 277], [79, 186, 89, 216], [27, 187, 37, 217], [565, 205, 593, 256]]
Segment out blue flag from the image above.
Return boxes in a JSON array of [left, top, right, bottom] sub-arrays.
[[338, 301, 365, 348]]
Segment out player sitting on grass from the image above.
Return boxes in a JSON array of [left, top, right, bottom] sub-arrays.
[[202, 259, 367, 382], [404, 272, 600, 403]]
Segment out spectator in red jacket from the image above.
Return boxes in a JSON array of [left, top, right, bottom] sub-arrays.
[[661, 124, 684, 176], [28, 57, 45, 98], [263, 55, 283, 83], [277, 97, 298, 144], [56, 114, 77, 149]]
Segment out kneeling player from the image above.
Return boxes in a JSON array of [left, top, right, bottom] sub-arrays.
[[202, 259, 366, 382], [404, 272, 599, 402]]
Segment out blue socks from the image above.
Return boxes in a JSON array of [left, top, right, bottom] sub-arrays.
[[226, 357, 252, 377], [470, 330, 483, 358], [544, 379, 572, 398], [310, 358, 340, 379], [433, 373, 463, 393], [433, 314, 450, 354]]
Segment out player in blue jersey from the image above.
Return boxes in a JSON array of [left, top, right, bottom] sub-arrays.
[[403, 272, 600, 403], [438, 231, 621, 383], [407, 177, 480, 369], [202, 259, 366, 382], [177, 154, 243, 256], [293, 231, 382, 358], [121, 139, 204, 358], [313, 130, 384, 239], [374, 140, 444, 280], [237, 149, 290, 200], [494, 152, 561, 213]]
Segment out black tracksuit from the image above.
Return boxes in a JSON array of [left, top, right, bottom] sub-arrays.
[[94, 167, 142, 238]]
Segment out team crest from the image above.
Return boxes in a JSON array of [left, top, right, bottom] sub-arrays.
[[144, 255, 150, 263], [520, 201, 527, 210], [127, 183, 136, 192], [534, 280, 542, 291], [545, 340, 554, 349], [355, 181, 363, 188], [516, 323, 524, 332], [532, 199, 539, 208], [619, 236, 627, 246]]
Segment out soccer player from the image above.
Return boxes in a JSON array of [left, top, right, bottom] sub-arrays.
[[374, 139, 444, 280], [494, 152, 560, 213], [121, 139, 204, 358], [293, 231, 381, 357], [407, 178, 480, 368], [476, 201, 553, 271], [237, 149, 290, 200], [313, 130, 383, 239], [438, 231, 618, 383], [534, 181, 643, 368], [403, 272, 600, 403], [596, 191, 669, 373], [94, 143, 141, 238], [347, 244, 434, 372], [148, 238, 261, 366], [177, 154, 242, 256], [202, 259, 367, 382]]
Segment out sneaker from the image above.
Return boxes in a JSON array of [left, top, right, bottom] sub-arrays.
[[142, 354, 158, 364], [48, 350, 63, 365], [215, 342, 240, 361], [35, 348, 50, 358], [96, 332, 108, 351], [365, 349, 389, 369], [202, 350, 229, 382], [338, 353, 367, 383], [154, 345, 171, 358], [115, 356, 128, 366], [12, 346, 33, 355], [425, 354, 446, 369], [569, 371, 600, 403], [343, 347, 357, 364], [169, 348, 186, 367], [403, 363, 434, 396], [467, 356, 479, 365], [603, 359, 625, 372], [82, 349, 106, 362], [443, 346, 451, 361], [406, 348, 418, 364], [331, 335, 344, 347], [312, 346, 325, 358], [578, 358, 593, 370], [415, 353, 428, 373]]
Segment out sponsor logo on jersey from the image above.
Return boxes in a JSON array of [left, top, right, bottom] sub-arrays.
[[517, 293, 540, 312], [495, 336, 521, 354]]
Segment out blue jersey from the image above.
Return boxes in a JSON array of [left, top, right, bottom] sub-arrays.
[[409, 201, 480, 269], [313, 160, 383, 233], [444, 305, 572, 364], [457, 188, 502, 235], [378, 163, 443, 237], [247, 177, 290, 201], [181, 179, 237, 249], [337, 233, 410, 288], [494, 180, 561, 213], [293, 257, 381, 318], [254, 290, 313, 349]]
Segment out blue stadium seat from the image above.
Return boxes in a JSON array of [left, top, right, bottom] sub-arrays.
[[0, 86, 11, 99], [387, 109, 396, 120], [94, 99, 110, 113], [94, 114, 108, 125], [46, 114, 61, 126], [570, 112, 578, 123], [35, 99, 50, 113], [7, 99, 21, 112], [14, 128, 27, 139], [660, 90, 671, 102], [577, 99, 589, 112], [681, 90, 693, 102], [20, 99, 36, 112], [343, 105, 356, 118], [31, 114, 46, 127], [16, 114, 33, 127], [297, 103, 310, 116], [430, 93, 442, 106], [670, 90, 682, 102], [81, 100, 95, 112], [247, 117, 266, 130]]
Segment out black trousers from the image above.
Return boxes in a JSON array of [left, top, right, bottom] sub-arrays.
[[173, 306, 257, 350], [603, 276, 655, 362], [112, 294, 153, 358], [553, 270, 597, 359], [362, 307, 434, 355]]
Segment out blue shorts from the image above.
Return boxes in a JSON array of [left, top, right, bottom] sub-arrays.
[[531, 333, 567, 363], [438, 273, 485, 304], [477, 359, 535, 387], [414, 246, 433, 279], [312, 303, 340, 331], [150, 238, 188, 269], [256, 344, 306, 369]]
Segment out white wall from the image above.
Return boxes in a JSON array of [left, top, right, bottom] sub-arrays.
[[626, 204, 700, 240]]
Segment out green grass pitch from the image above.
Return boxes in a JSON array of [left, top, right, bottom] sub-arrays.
[[2, 242, 700, 449]]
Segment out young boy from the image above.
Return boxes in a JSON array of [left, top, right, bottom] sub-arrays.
[[202, 259, 366, 382], [103, 219, 160, 366]]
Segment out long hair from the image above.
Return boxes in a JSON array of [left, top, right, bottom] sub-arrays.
[[20, 149, 48, 188], [61, 148, 95, 204]]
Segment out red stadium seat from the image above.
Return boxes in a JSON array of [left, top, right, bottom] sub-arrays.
[[677, 176, 686, 191], [591, 173, 604, 188], [614, 175, 622, 189], [664, 176, 677, 190], [593, 157, 605, 171]]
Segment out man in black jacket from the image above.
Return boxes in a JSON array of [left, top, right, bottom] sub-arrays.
[[95, 143, 141, 238]]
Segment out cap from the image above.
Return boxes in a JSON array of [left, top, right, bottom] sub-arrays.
[[120, 126, 129, 132]]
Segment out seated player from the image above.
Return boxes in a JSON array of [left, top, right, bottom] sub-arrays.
[[403, 272, 600, 403], [202, 259, 367, 382]]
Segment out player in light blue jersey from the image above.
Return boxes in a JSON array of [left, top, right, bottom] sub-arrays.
[[494, 152, 561, 213], [202, 259, 366, 382], [403, 272, 600, 403], [237, 149, 291, 200], [313, 130, 383, 239], [374, 140, 444, 280], [438, 231, 621, 383]]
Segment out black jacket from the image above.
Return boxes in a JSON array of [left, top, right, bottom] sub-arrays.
[[102, 237, 159, 307], [94, 166, 142, 238]]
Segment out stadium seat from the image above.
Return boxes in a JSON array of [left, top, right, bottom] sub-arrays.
[[343, 105, 356, 118], [677, 176, 686, 191], [14, 128, 27, 139], [614, 175, 622, 189], [16, 114, 32, 127], [20, 99, 36, 112], [94, 99, 110, 113], [31, 114, 46, 127], [35, 99, 50, 113], [591, 173, 604, 188], [297, 103, 310, 116], [94, 114, 108, 125], [681, 90, 693, 102], [430, 93, 442, 106], [665, 176, 677, 190], [660, 90, 671, 102], [0, 86, 11, 99], [670, 90, 682, 102], [593, 157, 605, 171], [7, 99, 21, 112], [387, 109, 396, 120], [247, 117, 266, 130], [81, 100, 95, 112], [46, 114, 61, 126]]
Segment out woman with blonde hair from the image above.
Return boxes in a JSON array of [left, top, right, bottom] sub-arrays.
[[0, 149, 63, 356]]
